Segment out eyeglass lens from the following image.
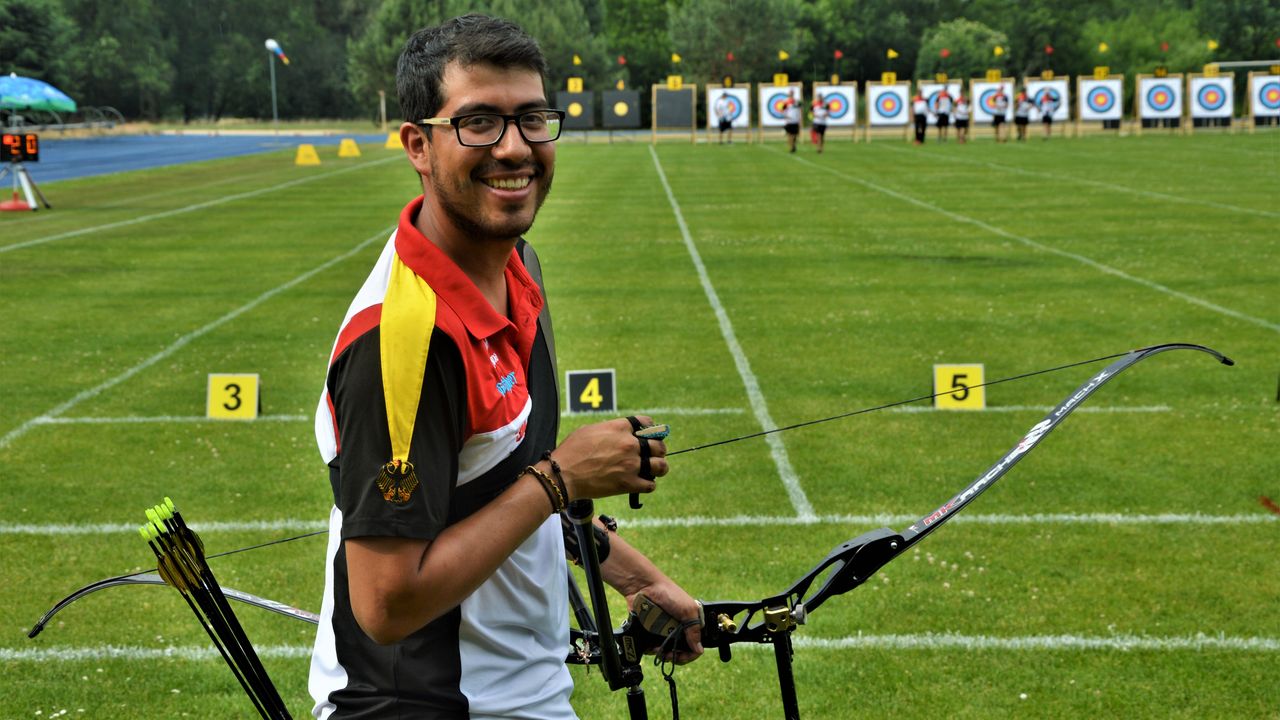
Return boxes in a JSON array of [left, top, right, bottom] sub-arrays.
[[456, 112, 562, 146]]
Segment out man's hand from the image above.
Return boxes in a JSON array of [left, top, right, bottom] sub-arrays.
[[550, 415, 668, 501], [626, 580, 704, 665]]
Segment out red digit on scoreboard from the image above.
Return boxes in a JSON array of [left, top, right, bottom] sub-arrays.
[[26, 134, 38, 155], [2, 134, 19, 157]]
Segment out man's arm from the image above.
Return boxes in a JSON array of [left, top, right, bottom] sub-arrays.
[[600, 529, 704, 664]]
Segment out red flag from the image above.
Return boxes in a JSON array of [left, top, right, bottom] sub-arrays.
[[940, 48, 950, 58], [617, 55, 626, 65], [1045, 44, 1054, 54], [726, 51, 735, 62], [1160, 41, 1169, 52], [833, 49, 843, 60]]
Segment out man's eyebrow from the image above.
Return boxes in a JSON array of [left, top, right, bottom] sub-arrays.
[[450, 100, 551, 115]]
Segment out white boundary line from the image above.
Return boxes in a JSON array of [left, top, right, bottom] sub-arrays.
[[6, 631, 1277, 662], [3, 512, 1271, 536], [890, 404, 1171, 414], [0, 156, 400, 255], [0, 226, 394, 451], [649, 145, 815, 520], [781, 149, 1280, 335], [31, 415, 311, 425], [880, 143, 1280, 219]]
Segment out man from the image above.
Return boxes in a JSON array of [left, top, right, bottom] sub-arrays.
[[310, 15, 702, 719], [810, 93, 828, 153], [991, 86, 1009, 143], [911, 92, 928, 145], [1014, 90, 1033, 141], [1038, 89, 1060, 139], [954, 94, 970, 144], [714, 91, 735, 144], [934, 88, 952, 142], [783, 89, 802, 152]]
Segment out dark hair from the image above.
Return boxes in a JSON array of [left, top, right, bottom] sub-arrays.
[[396, 14, 548, 123]]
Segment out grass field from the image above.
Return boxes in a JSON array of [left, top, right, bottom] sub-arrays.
[[2, 130, 1277, 719]]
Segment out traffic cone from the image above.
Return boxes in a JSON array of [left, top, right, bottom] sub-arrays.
[[0, 191, 32, 211], [337, 138, 362, 158], [295, 144, 321, 166]]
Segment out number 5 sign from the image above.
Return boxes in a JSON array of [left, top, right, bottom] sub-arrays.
[[933, 364, 985, 410], [207, 373, 260, 419], [566, 369, 616, 413]]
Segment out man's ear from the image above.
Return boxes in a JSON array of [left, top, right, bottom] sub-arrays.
[[400, 122, 432, 179]]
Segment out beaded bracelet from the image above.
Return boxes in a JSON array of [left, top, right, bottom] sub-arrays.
[[540, 451, 571, 508], [523, 464, 566, 514]]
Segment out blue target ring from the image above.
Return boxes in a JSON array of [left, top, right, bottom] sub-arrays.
[[722, 96, 744, 122], [1033, 88, 1060, 109], [978, 88, 1003, 114], [1146, 83, 1176, 112], [875, 92, 902, 118], [824, 96, 850, 120], [1087, 86, 1116, 113], [1259, 81, 1280, 110], [1196, 84, 1226, 111], [766, 93, 793, 120]]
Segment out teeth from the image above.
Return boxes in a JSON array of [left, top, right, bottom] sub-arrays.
[[485, 177, 530, 190]]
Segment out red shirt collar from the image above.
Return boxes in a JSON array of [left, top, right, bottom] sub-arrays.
[[393, 196, 544, 355]]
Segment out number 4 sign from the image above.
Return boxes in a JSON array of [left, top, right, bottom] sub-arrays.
[[566, 369, 616, 413], [207, 373, 260, 419], [933, 364, 986, 410]]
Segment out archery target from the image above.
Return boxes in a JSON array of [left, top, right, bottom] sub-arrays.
[[1078, 78, 1122, 121], [1189, 76, 1232, 118], [969, 81, 1012, 122], [918, 82, 962, 125], [706, 87, 751, 129], [1250, 75, 1280, 118], [868, 84, 909, 126], [1025, 79, 1070, 122], [1139, 77, 1182, 119], [812, 85, 856, 126], [758, 84, 802, 127]]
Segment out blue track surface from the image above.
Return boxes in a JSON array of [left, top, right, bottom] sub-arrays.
[[24, 133, 386, 183]]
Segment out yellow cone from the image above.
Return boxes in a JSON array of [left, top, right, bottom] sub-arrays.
[[385, 132, 402, 149], [295, 144, 321, 166], [338, 138, 362, 158]]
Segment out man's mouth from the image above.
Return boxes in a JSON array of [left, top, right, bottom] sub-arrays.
[[482, 176, 531, 191]]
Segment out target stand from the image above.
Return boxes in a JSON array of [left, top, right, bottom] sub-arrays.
[[0, 161, 50, 211]]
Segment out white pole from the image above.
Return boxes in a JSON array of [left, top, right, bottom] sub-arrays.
[[269, 53, 279, 134]]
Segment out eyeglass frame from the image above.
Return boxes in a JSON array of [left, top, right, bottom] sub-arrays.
[[416, 109, 567, 147]]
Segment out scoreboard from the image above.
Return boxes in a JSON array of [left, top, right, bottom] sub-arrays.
[[1, 133, 40, 162]]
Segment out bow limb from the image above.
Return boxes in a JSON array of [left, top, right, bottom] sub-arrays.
[[29, 572, 319, 638]]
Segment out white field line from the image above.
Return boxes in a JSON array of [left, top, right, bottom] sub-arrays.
[[880, 143, 1280, 219], [7, 631, 1278, 662], [782, 149, 1280, 335], [0, 156, 400, 254], [3, 512, 1271, 536], [649, 145, 815, 520], [36, 408, 743, 426], [890, 404, 1171, 414], [0, 226, 394, 451]]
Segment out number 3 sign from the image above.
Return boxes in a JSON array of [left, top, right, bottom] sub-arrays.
[[207, 373, 260, 419], [932, 364, 986, 410]]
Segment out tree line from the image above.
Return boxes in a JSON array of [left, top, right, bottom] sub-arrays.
[[2, 0, 1275, 123]]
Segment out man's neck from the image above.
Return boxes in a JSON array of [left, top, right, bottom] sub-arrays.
[[414, 207, 514, 318]]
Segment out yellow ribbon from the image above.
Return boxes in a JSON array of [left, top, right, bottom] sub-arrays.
[[380, 254, 437, 464]]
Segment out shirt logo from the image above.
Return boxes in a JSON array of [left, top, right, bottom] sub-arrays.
[[496, 371, 517, 396]]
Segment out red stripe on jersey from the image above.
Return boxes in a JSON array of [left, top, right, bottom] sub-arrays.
[[331, 304, 382, 366]]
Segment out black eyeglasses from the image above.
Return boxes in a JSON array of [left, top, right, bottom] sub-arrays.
[[417, 110, 566, 147]]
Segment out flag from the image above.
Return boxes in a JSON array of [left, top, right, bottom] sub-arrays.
[[886, 48, 899, 59], [617, 55, 626, 65], [778, 50, 790, 61], [1160, 41, 1169, 52], [1207, 39, 1218, 51], [993, 45, 1004, 57], [572, 54, 582, 66], [671, 53, 681, 64], [726, 51, 735, 62], [264, 38, 289, 65], [1045, 44, 1054, 55], [940, 48, 950, 58], [833, 49, 843, 60], [1098, 42, 1109, 53]]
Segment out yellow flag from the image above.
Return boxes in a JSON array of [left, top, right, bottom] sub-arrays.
[[886, 48, 899, 59], [1207, 39, 1219, 51], [1098, 42, 1109, 53], [993, 45, 1004, 57], [778, 50, 790, 61], [671, 52, 682, 64], [573, 53, 582, 65]]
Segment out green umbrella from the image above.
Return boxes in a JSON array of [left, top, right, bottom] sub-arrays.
[[0, 73, 78, 113]]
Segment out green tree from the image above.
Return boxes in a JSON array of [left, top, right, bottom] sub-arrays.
[[914, 18, 1009, 82], [667, 0, 803, 86], [0, 0, 74, 83]]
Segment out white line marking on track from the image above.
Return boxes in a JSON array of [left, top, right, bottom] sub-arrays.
[[32, 415, 311, 425], [563, 407, 746, 418], [0, 156, 399, 254], [782, 149, 1280, 335], [881, 143, 1280, 219], [7, 631, 1278, 662], [3, 512, 1270, 536], [890, 405, 1171, 414], [650, 145, 815, 520], [0, 226, 393, 451]]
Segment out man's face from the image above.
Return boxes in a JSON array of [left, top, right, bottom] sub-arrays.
[[424, 61, 555, 243]]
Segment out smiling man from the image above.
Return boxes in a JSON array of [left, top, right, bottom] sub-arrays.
[[309, 14, 701, 720]]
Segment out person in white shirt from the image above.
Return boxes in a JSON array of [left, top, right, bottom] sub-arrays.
[[991, 87, 1009, 143], [810, 94, 829, 153], [714, 92, 735, 144], [1014, 90, 1033, 141], [1038, 90, 1060, 139], [934, 89, 953, 142], [783, 89, 802, 153], [954, 95, 970, 144], [912, 92, 928, 145]]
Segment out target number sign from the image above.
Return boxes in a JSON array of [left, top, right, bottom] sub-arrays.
[[567, 369, 616, 413], [1, 133, 39, 162], [207, 374, 260, 420], [933, 364, 986, 410]]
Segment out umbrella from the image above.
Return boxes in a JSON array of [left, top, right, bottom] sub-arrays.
[[0, 73, 77, 113]]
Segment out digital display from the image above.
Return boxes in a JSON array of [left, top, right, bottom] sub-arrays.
[[1, 133, 40, 162]]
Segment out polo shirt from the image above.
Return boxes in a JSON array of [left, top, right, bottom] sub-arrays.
[[310, 196, 571, 719]]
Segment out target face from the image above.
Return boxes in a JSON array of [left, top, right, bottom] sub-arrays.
[[767, 93, 792, 119], [1146, 84, 1175, 112], [868, 85, 908, 125], [877, 93, 901, 117], [1088, 86, 1116, 113], [757, 85, 801, 127], [1196, 86, 1224, 110], [1261, 81, 1280, 110], [708, 87, 751, 129], [979, 88, 1003, 114], [813, 85, 856, 126], [1190, 77, 1232, 118]]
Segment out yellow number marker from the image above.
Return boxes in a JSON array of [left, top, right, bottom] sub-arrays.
[[207, 374, 260, 420], [566, 369, 616, 413], [933, 364, 985, 410]]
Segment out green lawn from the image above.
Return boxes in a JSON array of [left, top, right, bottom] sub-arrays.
[[2, 131, 1277, 719]]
